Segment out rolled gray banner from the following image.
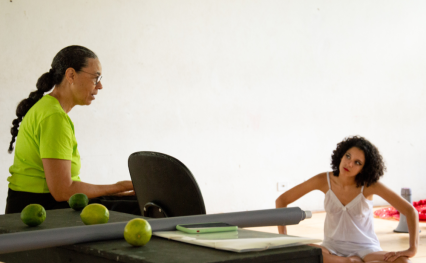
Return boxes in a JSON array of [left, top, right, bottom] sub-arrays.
[[0, 207, 311, 254]]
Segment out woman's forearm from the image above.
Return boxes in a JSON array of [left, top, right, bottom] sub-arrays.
[[69, 181, 126, 199], [276, 196, 288, 234], [52, 180, 133, 202], [405, 206, 419, 254]]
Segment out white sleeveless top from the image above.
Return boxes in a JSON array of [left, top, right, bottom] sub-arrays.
[[322, 172, 381, 257]]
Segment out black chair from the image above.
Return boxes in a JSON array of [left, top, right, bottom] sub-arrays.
[[128, 151, 206, 218]]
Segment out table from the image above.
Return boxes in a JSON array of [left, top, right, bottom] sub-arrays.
[[0, 209, 322, 263]]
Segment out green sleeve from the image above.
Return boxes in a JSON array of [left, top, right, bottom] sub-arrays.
[[39, 113, 74, 160]]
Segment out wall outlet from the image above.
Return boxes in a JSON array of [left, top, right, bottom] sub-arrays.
[[277, 182, 289, 191]]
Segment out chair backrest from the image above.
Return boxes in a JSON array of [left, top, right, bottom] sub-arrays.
[[128, 151, 206, 218]]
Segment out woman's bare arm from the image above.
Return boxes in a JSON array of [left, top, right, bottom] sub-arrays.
[[43, 158, 134, 202], [369, 182, 419, 258], [275, 173, 327, 234]]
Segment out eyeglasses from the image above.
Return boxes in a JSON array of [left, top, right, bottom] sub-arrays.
[[80, 70, 102, 86]]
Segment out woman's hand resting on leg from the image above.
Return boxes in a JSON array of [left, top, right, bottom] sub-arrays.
[[383, 249, 415, 262]]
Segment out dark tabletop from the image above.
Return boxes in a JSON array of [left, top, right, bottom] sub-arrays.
[[0, 209, 322, 263]]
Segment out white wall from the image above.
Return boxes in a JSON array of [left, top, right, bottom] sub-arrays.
[[1, 0, 425, 215]]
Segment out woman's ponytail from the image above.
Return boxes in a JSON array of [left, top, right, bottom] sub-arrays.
[[8, 70, 56, 153]]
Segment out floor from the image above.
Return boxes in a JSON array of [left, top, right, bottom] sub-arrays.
[[246, 207, 426, 263]]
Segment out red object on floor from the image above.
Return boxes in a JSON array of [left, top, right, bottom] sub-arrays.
[[374, 199, 426, 221]]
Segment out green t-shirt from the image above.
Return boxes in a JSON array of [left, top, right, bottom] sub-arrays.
[[8, 94, 81, 193]]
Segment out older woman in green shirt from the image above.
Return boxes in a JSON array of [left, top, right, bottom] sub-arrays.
[[6, 46, 138, 214]]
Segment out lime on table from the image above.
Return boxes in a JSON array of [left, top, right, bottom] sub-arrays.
[[21, 204, 46, 227], [124, 218, 152, 246], [80, 204, 109, 225], [68, 193, 89, 211]]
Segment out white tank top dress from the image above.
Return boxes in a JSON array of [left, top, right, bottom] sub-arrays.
[[321, 172, 382, 259]]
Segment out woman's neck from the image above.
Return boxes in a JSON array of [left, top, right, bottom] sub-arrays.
[[335, 175, 357, 189], [49, 86, 75, 114]]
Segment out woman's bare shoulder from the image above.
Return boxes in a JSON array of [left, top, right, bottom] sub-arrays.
[[308, 172, 329, 193], [363, 180, 387, 197]]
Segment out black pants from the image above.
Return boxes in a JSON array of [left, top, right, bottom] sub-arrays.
[[5, 188, 141, 215]]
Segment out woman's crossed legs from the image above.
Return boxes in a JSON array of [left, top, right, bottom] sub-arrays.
[[309, 244, 411, 263]]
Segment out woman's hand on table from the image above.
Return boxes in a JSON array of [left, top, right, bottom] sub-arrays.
[[115, 180, 134, 192], [107, 181, 135, 196], [110, 190, 136, 197]]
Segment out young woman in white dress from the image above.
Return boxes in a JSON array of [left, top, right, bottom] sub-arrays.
[[276, 136, 419, 263]]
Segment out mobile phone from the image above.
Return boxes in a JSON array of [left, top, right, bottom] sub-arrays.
[[176, 222, 238, 234]]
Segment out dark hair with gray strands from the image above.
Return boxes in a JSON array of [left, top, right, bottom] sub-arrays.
[[8, 45, 98, 153]]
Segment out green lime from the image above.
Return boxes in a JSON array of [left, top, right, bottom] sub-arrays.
[[68, 193, 89, 211], [80, 204, 109, 225], [21, 204, 46, 227], [124, 218, 152, 247]]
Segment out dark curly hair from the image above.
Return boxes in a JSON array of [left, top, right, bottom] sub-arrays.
[[331, 136, 386, 187], [8, 45, 97, 153]]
